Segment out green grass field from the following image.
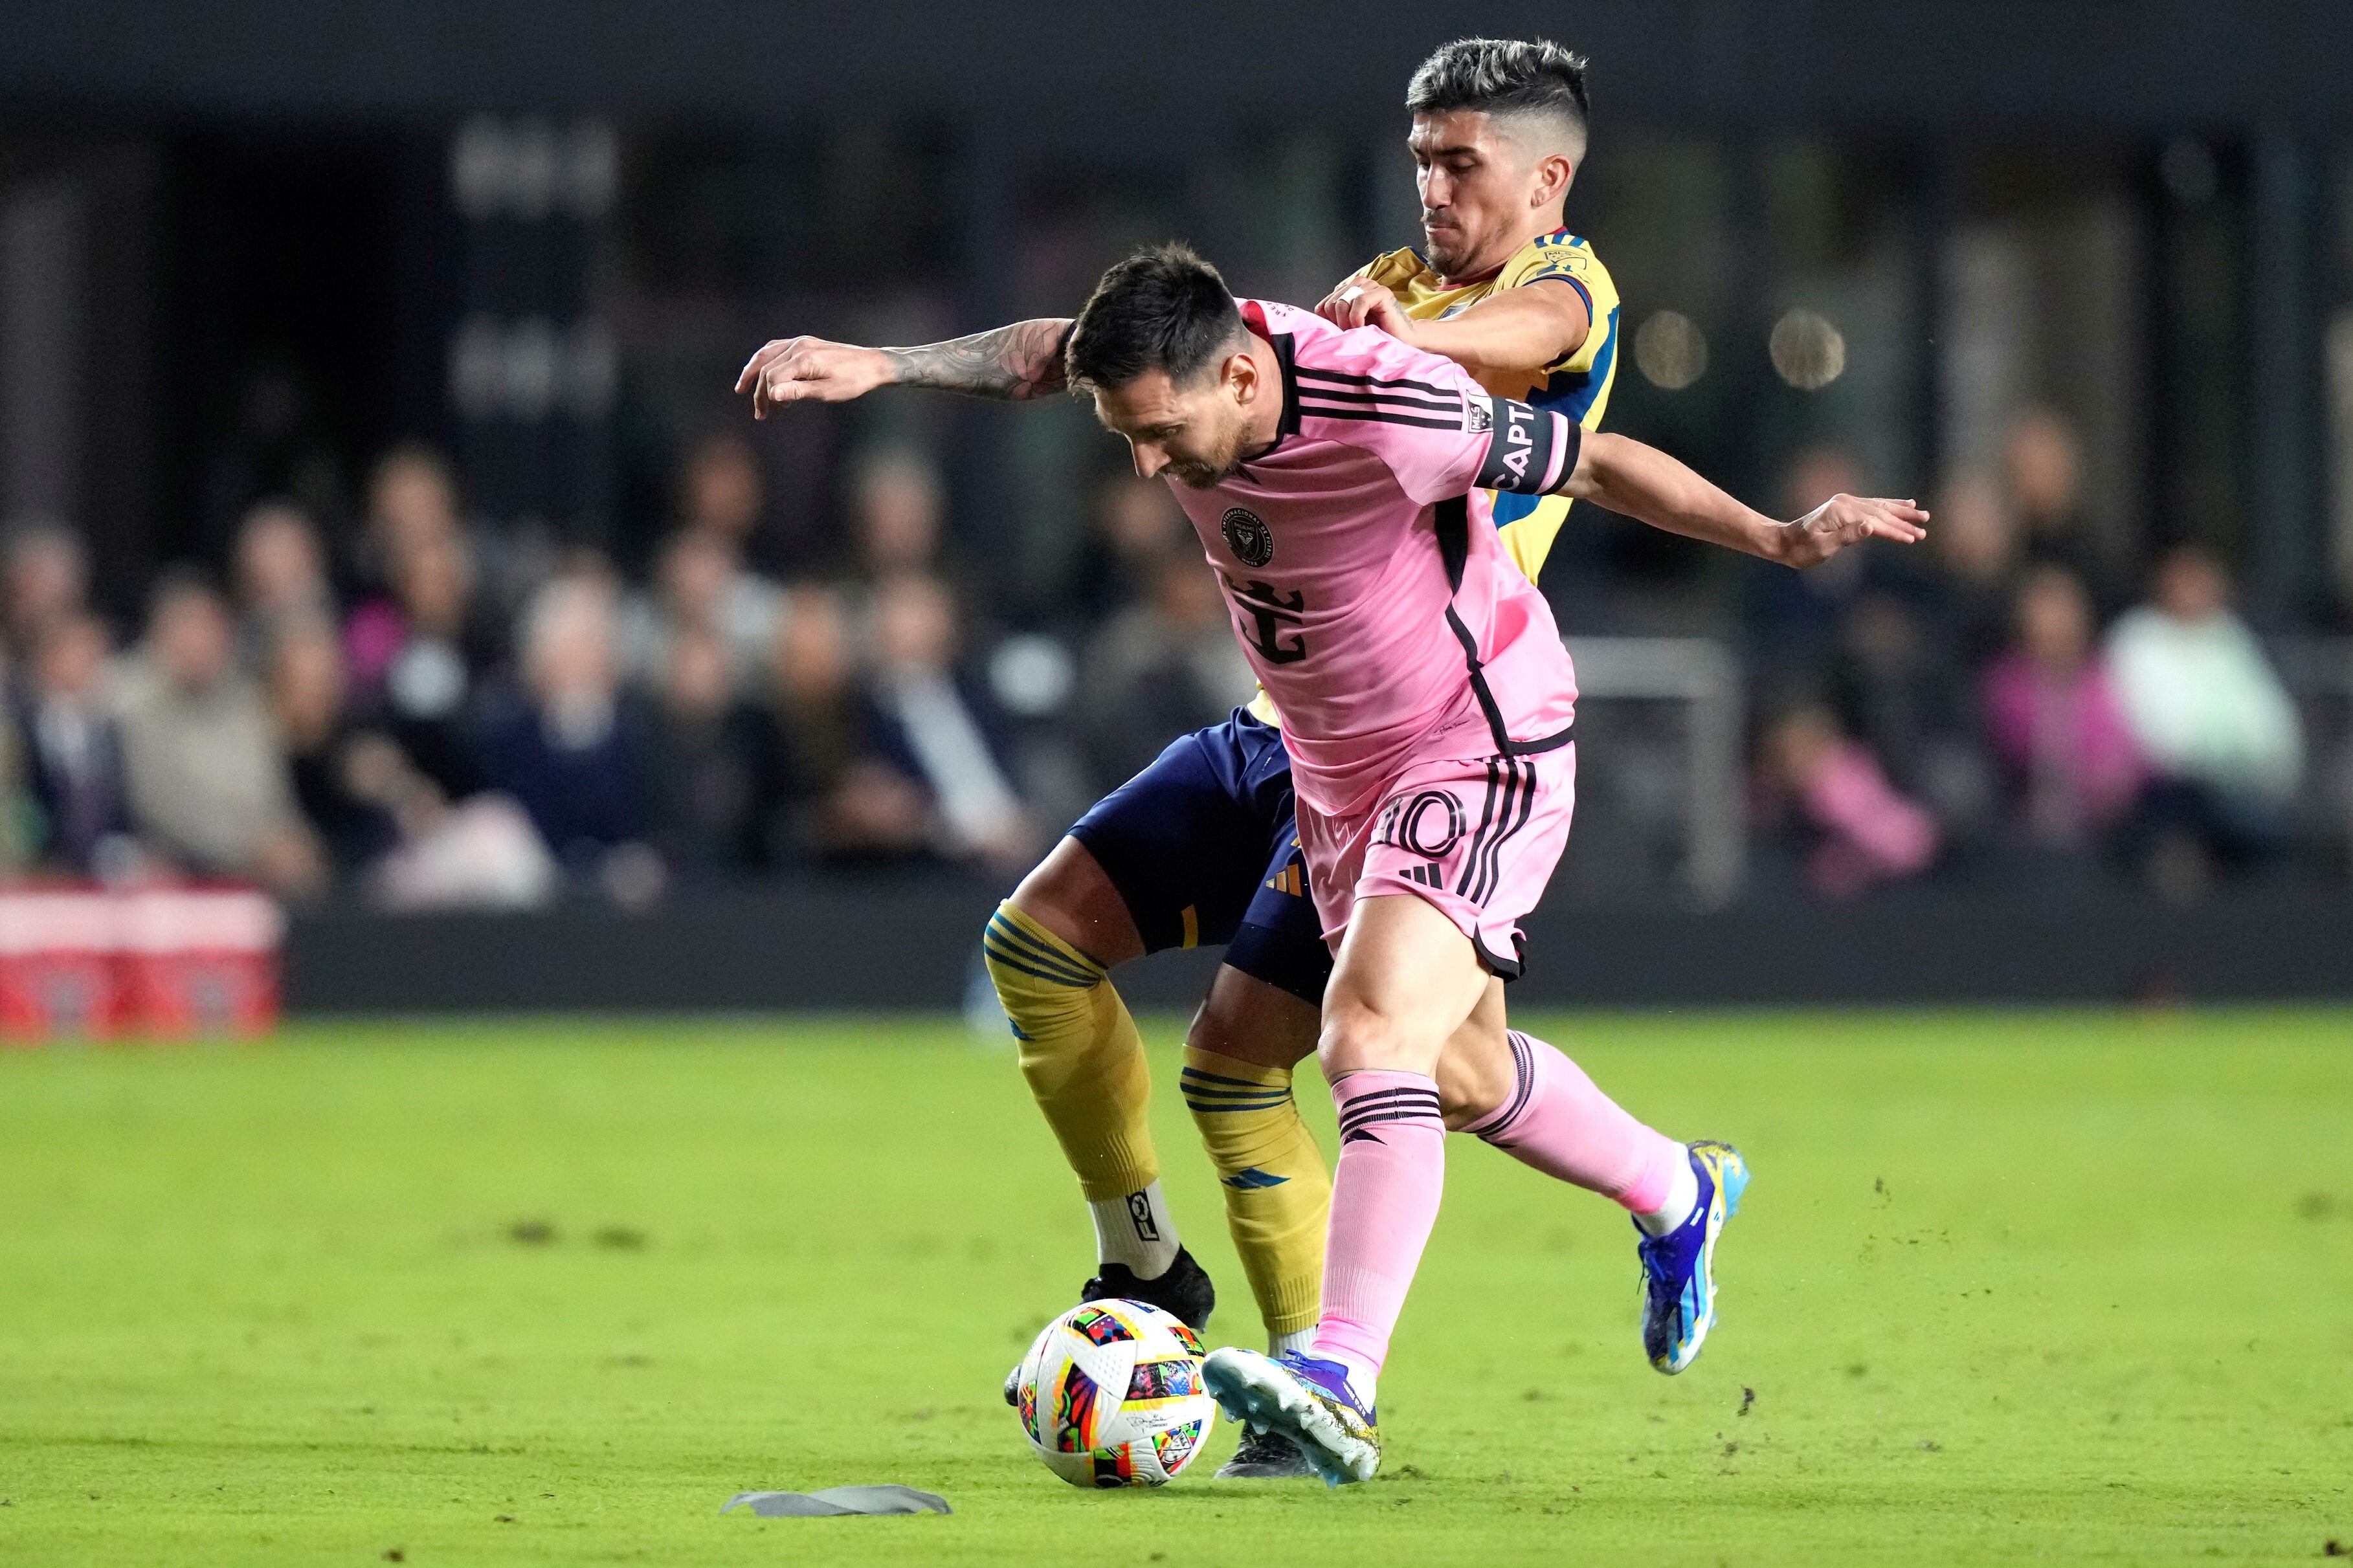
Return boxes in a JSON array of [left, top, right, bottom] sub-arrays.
[[2, 1010, 2348, 1565]]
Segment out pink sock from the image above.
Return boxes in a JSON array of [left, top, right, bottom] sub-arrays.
[[1310, 1070, 1445, 1398], [1464, 1032, 1686, 1214]]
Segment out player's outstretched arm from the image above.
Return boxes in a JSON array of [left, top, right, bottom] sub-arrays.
[[1556, 430, 1928, 568], [735, 318, 1073, 418], [1317, 277, 1587, 381]]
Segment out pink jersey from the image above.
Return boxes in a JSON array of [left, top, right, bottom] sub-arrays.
[[1167, 299, 1583, 816]]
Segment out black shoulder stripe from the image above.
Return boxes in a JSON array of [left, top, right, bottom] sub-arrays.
[[1295, 363, 1456, 398], [1286, 381, 1462, 415], [1296, 403, 1461, 432]]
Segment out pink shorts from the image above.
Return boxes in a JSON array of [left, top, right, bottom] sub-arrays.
[[1294, 745, 1576, 979]]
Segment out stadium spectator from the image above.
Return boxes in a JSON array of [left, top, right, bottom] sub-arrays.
[[345, 528, 502, 800], [115, 574, 324, 896], [1979, 567, 2145, 850], [361, 445, 463, 580], [234, 500, 337, 664], [265, 617, 401, 873], [1926, 470, 2022, 670], [2105, 547, 2304, 873], [474, 575, 654, 874], [1760, 705, 1941, 899], [867, 572, 1033, 870], [1828, 586, 1992, 835], [2003, 407, 2118, 612], [1747, 445, 1874, 676], [1078, 547, 1256, 788], [1069, 473, 1193, 622], [851, 448, 944, 580], [676, 430, 775, 566], [1, 520, 89, 663], [616, 525, 784, 695], [17, 612, 130, 876], [759, 583, 927, 866], [648, 623, 766, 876], [0, 643, 32, 871]]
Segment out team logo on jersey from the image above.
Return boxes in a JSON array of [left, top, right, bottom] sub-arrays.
[[1220, 507, 1274, 567]]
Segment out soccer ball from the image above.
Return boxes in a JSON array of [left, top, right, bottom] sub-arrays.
[[1012, 1299, 1216, 1487]]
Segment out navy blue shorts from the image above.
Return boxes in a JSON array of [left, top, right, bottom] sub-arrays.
[[1067, 709, 1332, 1006]]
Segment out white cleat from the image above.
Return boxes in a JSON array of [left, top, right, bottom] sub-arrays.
[[1201, 1347, 1381, 1487]]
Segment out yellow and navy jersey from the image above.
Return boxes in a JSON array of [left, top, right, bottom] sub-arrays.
[[1356, 228, 1622, 587]]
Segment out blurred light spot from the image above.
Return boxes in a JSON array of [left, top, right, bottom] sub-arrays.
[[506, 120, 560, 220], [2160, 136, 2218, 207], [502, 317, 561, 420], [989, 635, 1075, 716], [1769, 309, 1846, 391], [561, 122, 620, 220], [451, 118, 512, 217], [1634, 310, 1708, 390]]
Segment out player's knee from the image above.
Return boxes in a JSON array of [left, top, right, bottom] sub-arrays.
[[1317, 997, 1425, 1078], [1433, 1041, 1515, 1131], [1187, 969, 1317, 1072], [1005, 837, 1142, 969], [982, 900, 1105, 1056]]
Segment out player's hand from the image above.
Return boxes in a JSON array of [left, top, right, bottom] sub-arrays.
[[1776, 495, 1928, 568], [1315, 278, 1419, 345], [735, 337, 895, 418]]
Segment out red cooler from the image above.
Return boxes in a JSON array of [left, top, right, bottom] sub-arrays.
[[118, 889, 284, 1038], [0, 890, 129, 1043]]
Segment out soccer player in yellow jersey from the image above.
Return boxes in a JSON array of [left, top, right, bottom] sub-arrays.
[[742, 38, 1642, 1481]]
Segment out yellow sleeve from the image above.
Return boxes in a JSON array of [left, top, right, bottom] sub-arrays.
[[1500, 237, 1620, 386], [1488, 237, 1621, 585]]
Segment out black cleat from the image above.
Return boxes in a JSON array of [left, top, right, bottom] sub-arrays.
[[1081, 1246, 1216, 1333], [1215, 1424, 1319, 1479], [1004, 1247, 1218, 1406]]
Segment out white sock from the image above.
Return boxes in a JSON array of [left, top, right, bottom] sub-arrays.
[[1270, 1327, 1318, 1359], [1090, 1181, 1180, 1278], [1633, 1150, 1700, 1237]]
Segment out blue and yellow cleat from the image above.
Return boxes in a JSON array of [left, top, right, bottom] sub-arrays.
[[1201, 1348, 1381, 1486], [1637, 1140, 1749, 1374]]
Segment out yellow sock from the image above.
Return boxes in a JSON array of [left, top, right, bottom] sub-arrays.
[[1181, 1046, 1330, 1338], [984, 902, 1158, 1203]]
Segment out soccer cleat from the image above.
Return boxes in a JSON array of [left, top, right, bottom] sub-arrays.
[[1637, 1140, 1750, 1375], [1080, 1246, 1217, 1334], [1200, 1348, 1380, 1486], [1214, 1424, 1319, 1480], [1003, 1246, 1218, 1406]]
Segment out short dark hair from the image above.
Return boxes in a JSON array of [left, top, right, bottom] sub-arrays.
[[1065, 243, 1247, 394], [1406, 38, 1590, 149]]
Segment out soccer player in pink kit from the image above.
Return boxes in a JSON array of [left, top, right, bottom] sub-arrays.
[[742, 246, 1925, 1485]]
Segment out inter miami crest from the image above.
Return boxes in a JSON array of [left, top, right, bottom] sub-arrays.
[[1221, 507, 1273, 567]]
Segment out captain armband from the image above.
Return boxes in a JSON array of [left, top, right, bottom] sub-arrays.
[[1473, 397, 1580, 495]]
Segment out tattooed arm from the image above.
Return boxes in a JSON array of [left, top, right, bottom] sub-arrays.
[[736, 318, 1073, 417]]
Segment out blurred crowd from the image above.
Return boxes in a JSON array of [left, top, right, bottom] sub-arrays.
[[1746, 408, 2320, 904], [0, 403, 2334, 910], [0, 429, 1256, 909]]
